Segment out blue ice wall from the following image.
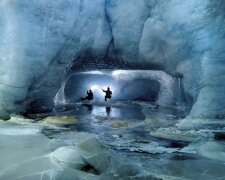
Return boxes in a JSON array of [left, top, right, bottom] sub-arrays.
[[0, 0, 225, 118]]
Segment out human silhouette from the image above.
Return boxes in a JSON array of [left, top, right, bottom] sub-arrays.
[[102, 87, 112, 101], [81, 90, 93, 101]]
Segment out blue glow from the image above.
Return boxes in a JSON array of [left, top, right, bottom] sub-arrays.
[[60, 70, 175, 104]]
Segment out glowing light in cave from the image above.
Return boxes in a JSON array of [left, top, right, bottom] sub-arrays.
[[81, 71, 104, 75], [90, 85, 101, 91], [90, 84, 115, 99], [112, 70, 124, 76]]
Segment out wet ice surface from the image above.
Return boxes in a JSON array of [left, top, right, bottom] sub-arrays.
[[49, 101, 225, 179], [0, 121, 155, 180], [1, 101, 225, 179]]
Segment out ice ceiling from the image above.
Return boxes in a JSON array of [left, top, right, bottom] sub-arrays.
[[0, 0, 225, 118]]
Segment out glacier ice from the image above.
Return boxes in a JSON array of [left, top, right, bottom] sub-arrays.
[[0, 104, 225, 179], [0, 120, 157, 180], [0, 1, 225, 179], [0, 0, 112, 114], [0, 0, 224, 118]]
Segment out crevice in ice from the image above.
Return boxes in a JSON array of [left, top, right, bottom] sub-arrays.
[[81, 163, 100, 175], [104, 0, 115, 59]]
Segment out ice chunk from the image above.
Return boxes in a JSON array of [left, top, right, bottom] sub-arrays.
[[51, 136, 156, 179], [51, 146, 86, 169], [39, 116, 77, 125], [76, 137, 120, 173], [0, 121, 157, 179]]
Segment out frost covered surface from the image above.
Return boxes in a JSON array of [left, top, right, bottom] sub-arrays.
[[0, 0, 224, 118]]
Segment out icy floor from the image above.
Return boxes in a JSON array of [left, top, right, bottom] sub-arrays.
[[1, 102, 225, 179]]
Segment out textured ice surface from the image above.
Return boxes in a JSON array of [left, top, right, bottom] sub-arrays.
[[0, 120, 157, 180], [0, 121, 53, 179], [1, 103, 225, 179], [0, 1, 225, 118], [0, 1, 225, 177], [0, 0, 111, 113], [148, 118, 225, 163], [177, 118, 225, 130], [150, 127, 212, 143]]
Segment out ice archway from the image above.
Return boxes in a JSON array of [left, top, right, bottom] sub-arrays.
[[55, 70, 176, 105]]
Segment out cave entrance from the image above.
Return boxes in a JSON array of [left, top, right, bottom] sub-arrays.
[[53, 69, 191, 119], [54, 69, 178, 105], [52, 56, 192, 119], [64, 71, 160, 103], [53, 67, 194, 121]]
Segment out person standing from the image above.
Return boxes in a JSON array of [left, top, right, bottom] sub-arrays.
[[102, 87, 112, 101]]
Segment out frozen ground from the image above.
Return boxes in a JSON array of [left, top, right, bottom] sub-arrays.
[[1, 102, 224, 179], [0, 121, 155, 180]]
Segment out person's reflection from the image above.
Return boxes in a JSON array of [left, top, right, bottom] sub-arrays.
[[106, 106, 111, 116], [83, 104, 93, 114]]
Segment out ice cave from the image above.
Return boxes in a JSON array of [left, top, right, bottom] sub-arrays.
[[0, 0, 225, 179]]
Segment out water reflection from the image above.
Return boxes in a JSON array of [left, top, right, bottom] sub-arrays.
[[92, 106, 123, 118], [83, 104, 93, 113], [106, 106, 111, 116], [55, 103, 146, 120]]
